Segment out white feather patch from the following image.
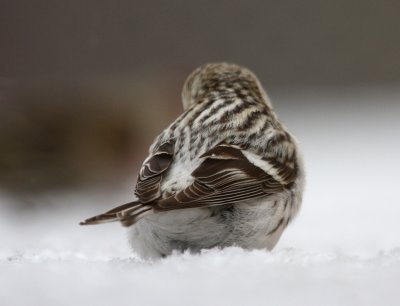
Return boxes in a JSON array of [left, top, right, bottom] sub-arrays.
[[241, 150, 284, 184]]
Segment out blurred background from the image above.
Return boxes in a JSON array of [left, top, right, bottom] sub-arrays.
[[1, 0, 399, 205]]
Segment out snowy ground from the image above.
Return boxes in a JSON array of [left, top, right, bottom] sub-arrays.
[[1, 88, 400, 306]]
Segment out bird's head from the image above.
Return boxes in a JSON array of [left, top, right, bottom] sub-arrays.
[[181, 63, 272, 110]]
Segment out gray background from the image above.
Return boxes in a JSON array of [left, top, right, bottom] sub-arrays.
[[2, 0, 400, 86]]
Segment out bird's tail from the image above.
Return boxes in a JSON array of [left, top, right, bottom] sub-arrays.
[[79, 200, 153, 227]]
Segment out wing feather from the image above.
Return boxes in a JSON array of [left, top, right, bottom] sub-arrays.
[[135, 140, 175, 203], [156, 143, 297, 210]]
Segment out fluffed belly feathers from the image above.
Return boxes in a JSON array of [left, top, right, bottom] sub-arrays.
[[128, 194, 293, 259]]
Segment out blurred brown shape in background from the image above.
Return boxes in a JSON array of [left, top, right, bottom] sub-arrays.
[[0, 78, 180, 195]]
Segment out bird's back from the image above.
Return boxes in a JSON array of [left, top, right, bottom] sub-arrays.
[[152, 73, 289, 197]]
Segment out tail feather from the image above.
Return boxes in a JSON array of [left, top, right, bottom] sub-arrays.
[[79, 200, 153, 227]]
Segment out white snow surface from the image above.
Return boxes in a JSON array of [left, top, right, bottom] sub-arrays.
[[1, 89, 400, 306]]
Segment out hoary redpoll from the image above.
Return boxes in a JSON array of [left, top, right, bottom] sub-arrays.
[[81, 63, 305, 259]]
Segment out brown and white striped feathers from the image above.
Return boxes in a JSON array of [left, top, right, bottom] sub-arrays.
[[81, 63, 302, 230]]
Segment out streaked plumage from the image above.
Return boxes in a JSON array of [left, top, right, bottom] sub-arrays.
[[81, 63, 305, 259]]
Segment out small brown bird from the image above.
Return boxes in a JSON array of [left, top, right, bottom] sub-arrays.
[[81, 63, 305, 259]]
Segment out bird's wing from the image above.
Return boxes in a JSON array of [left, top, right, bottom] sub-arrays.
[[155, 143, 297, 210], [135, 140, 175, 203], [80, 141, 297, 226]]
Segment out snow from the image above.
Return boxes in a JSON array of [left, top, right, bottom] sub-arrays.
[[2, 247, 400, 306], [1, 88, 400, 306]]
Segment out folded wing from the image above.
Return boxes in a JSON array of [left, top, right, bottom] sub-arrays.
[[80, 141, 298, 226], [155, 143, 297, 210]]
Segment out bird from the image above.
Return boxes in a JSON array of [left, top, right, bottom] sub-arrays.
[[80, 63, 305, 259]]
